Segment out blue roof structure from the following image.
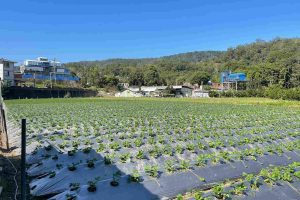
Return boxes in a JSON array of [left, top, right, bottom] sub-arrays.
[[221, 71, 246, 83], [22, 73, 80, 81]]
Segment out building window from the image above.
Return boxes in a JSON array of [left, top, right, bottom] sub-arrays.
[[4, 71, 10, 77]]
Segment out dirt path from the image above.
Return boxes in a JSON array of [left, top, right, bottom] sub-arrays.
[[0, 150, 21, 200]]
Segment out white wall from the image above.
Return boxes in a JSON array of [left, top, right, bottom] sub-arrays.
[[0, 62, 15, 85], [25, 66, 44, 72], [0, 64, 4, 80]]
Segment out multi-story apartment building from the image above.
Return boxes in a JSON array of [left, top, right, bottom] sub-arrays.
[[20, 57, 62, 73], [0, 58, 15, 86], [19, 57, 79, 82]]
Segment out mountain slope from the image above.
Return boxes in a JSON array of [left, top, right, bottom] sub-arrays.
[[65, 38, 300, 88]]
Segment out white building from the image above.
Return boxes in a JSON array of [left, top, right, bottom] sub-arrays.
[[192, 89, 210, 98], [115, 90, 143, 97], [173, 85, 193, 97], [128, 86, 168, 97], [0, 58, 15, 86], [21, 57, 62, 73]]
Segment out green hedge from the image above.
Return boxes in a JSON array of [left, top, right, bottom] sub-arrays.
[[209, 87, 300, 101]]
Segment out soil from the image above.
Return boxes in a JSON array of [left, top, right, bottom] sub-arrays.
[[0, 150, 21, 200]]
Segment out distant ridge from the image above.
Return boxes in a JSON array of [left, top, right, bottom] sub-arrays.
[[66, 51, 224, 67]]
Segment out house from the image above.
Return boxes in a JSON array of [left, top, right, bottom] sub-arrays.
[[172, 85, 193, 97], [192, 89, 210, 98], [0, 58, 16, 86], [128, 86, 168, 97], [140, 86, 157, 96], [141, 86, 168, 97], [124, 85, 194, 97], [128, 86, 140, 93], [115, 90, 142, 97]]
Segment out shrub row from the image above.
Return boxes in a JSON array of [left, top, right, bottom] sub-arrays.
[[209, 86, 300, 101]]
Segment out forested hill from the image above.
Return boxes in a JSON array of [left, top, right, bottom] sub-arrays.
[[159, 51, 224, 62], [65, 38, 300, 88], [219, 38, 300, 88], [66, 51, 224, 68]]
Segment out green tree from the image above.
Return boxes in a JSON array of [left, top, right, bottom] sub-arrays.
[[129, 70, 145, 86], [144, 65, 164, 86], [190, 72, 210, 85]]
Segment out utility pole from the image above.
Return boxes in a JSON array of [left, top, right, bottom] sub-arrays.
[[53, 58, 57, 85], [50, 72, 52, 88], [33, 72, 36, 88]]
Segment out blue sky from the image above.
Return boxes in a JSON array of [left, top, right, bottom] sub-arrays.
[[0, 0, 299, 63]]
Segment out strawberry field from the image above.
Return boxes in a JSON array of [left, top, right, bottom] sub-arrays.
[[5, 98, 300, 200]]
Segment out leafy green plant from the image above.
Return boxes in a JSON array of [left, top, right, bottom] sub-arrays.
[[110, 171, 121, 187], [104, 155, 114, 165], [97, 143, 106, 152], [119, 153, 131, 163], [144, 165, 159, 177], [49, 171, 56, 178], [194, 191, 205, 200], [282, 170, 292, 182], [243, 173, 260, 190], [175, 145, 184, 154], [82, 146, 92, 154], [52, 154, 58, 160], [86, 159, 96, 168], [68, 163, 78, 171], [56, 163, 63, 170], [196, 154, 207, 167], [128, 170, 142, 183], [134, 138, 143, 147], [65, 193, 77, 200], [69, 182, 80, 191], [179, 160, 190, 171], [176, 194, 183, 200], [123, 140, 132, 148], [165, 160, 176, 173], [232, 183, 247, 195], [163, 145, 173, 156], [109, 142, 120, 151], [294, 171, 300, 179], [135, 150, 145, 160], [149, 145, 161, 158], [68, 149, 77, 156], [212, 184, 229, 199], [45, 145, 52, 151], [186, 143, 196, 152], [87, 177, 101, 192]]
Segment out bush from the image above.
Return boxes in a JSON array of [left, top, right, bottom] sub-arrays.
[[208, 87, 300, 101], [264, 85, 286, 99], [284, 88, 300, 101], [208, 90, 220, 97]]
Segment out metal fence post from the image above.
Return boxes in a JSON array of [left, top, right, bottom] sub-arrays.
[[21, 119, 26, 200]]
